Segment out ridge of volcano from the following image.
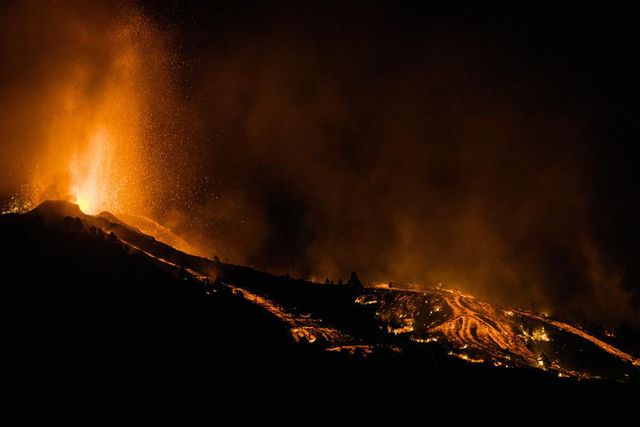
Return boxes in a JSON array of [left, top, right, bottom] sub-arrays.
[[2, 200, 638, 384]]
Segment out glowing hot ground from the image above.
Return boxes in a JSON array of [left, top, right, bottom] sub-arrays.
[[7, 200, 637, 382], [357, 287, 640, 380]]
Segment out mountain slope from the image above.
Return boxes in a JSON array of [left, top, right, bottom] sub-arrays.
[[2, 200, 638, 386], [1, 201, 296, 363]]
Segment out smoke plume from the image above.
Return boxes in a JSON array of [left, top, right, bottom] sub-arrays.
[[1, 1, 638, 326]]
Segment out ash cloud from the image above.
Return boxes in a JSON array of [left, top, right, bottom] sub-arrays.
[[2, 2, 638, 326], [168, 3, 639, 326]]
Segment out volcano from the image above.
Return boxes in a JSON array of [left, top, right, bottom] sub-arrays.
[[1, 200, 637, 386]]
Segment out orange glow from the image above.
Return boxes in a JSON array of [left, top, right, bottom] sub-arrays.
[[364, 286, 639, 378], [27, 12, 164, 219], [69, 130, 113, 214], [14, 8, 208, 255]]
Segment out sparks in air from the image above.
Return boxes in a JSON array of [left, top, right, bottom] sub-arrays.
[[69, 130, 113, 214], [20, 11, 174, 223]]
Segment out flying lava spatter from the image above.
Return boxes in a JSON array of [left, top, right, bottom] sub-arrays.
[[68, 129, 113, 214], [11, 7, 178, 223]]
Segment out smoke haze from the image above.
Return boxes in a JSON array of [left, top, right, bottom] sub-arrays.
[[1, 1, 638, 326]]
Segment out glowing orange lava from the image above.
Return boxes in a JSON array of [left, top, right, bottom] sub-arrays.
[[364, 286, 640, 379], [69, 129, 113, 214], [27, 12, 164, 219]]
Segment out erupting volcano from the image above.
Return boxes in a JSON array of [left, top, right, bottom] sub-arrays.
[[68, 130, 113, 214], [2, 199, 638, 384], [1, 1, 639, 389]]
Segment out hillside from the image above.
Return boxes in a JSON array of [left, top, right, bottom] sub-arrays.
[[1, 200, 637, 387]]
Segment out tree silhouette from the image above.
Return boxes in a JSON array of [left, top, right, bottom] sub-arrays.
[[347, 271, 362, 287]]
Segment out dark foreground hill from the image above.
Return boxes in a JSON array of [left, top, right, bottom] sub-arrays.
[[1, 200, 637, 390], [1, 202, 300, 362]]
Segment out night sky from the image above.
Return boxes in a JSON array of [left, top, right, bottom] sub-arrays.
[[1, 1, 639, 326]]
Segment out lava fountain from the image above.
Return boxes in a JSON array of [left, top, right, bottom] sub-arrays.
[[1, 4, 208, 255], [22, 7, 175, 220], [68, 129, 113, 214]]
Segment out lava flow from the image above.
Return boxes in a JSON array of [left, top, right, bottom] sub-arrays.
[[359, 286, 640, 380], [222, 282, 354, 346], [2, 1, 640, 387]]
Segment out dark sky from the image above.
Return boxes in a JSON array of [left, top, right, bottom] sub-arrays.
[[2, 1, 639, 325]]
